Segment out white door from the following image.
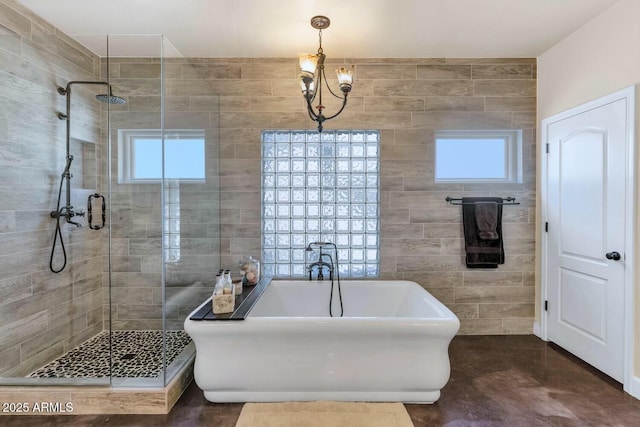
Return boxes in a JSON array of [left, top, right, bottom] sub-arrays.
[[545, 97, 628, 382]]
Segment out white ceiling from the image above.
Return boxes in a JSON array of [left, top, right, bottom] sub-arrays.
[[17, 0, 618, 58]]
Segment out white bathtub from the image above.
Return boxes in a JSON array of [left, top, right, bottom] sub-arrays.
[[184, 279, 459, 403]]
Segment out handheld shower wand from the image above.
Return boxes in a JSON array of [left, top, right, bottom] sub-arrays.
[[49, 81, 127, 273]]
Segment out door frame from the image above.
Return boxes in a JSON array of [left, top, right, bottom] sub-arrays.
[[540, 85, 637, 397]]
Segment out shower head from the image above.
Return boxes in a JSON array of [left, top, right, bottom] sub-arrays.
[[57, 82, 127, 105], [96, 88, 126, 105]]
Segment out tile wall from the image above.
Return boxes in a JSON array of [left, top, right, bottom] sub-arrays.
[[209, 57, 536, 334], [0, 0, 104, 375]]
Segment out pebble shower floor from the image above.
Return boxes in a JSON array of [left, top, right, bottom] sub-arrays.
[[28, 331, 192, 378]]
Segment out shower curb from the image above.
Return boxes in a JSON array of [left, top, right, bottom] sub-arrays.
[[0, 356, 194, 415]]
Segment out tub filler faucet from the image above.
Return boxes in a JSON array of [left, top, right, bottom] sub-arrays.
[[306, 242, 335, 281]]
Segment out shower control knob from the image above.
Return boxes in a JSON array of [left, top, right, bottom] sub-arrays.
[[605, 251, 621, 261]]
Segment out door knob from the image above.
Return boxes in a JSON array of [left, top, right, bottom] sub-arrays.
[[606, 251, 621, 261]]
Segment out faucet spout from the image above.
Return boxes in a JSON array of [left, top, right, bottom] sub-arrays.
[[307, 261, 333, 280], [306, 241, 337, 281]]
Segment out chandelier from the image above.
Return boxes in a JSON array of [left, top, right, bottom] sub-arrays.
[[298, 16, 354, 133]]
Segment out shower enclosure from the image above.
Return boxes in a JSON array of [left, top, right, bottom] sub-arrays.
[[0, 32, 220, 393]]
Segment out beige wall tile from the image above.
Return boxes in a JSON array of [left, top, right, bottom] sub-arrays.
[[463, 271, 524, 287], [0, 2, 31, 36], [241, 63, 297, 79], [355, 64, 417, 79], [350, 58, 446, 65], [406, 271, 463, 288], [381, 160, 433, 177], [171, 79, 268, 96], [502, 318, 534, 334], [485, 96, 536, 111], [410, 208, 462, 223], [387, 192, 443, 209], [450, 303, 479, 319], [425, 287, 455, 304], [473, 80, 536, 96], [382, 143, 428, 160], [412, 111, 512, 129], [229, 238, 260, 255], [454, 286, 534, 304], [447, 58, 536, 65], [380, 176, 404, 191], [479, 303, 534, 318], [381, 208, 409, 224], [417, 65, 471, 79], [0, 274, 31, 304], [380, 224, 424, 239], [381, 239, 442, 257], [251, 96, 304, 112], [512, 111, 537, 128], [424, 96, 485, 111], [220, 111, 309, 129], [472, 64, 532, 79], [440, 238, 464, 256], [459, 319, 503, 335], [180, 63, 242, 79], [119, 63, 161, 78], [392, 128, 434, 145], [403, 180, 462, 192], [374, 79, 473, 96], [423, 223, 464, 239], [219, 95, 250, 112], [397, 255, 465, 271], [364, 96, 425, 112], [324, 111, 411, 130]]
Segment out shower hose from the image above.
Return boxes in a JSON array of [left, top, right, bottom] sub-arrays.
[[49, 173, 67, 273]]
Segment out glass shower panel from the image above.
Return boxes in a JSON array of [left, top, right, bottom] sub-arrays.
[[107, 35, 166, 388], [161, 38, 221, 386], [107, 35, 220, 387]]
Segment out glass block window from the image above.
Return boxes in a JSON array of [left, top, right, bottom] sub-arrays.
[[262, 130, 380, 278]]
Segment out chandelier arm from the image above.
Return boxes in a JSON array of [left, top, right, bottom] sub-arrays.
[[321, 68, 346, 100], [304, 94, 319, 121], [323, 95, 349, 121]]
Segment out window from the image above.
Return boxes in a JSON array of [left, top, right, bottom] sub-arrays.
[[118, 129, 205, 183], [118, 129, 206, 264], [261, 130, 380, 278], [435, 130, 522, 183]]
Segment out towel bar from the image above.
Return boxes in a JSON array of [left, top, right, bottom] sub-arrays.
[[445, 196, 520, 206]]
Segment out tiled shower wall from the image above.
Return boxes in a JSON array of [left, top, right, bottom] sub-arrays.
[[0, 0, 104, 375], [211, 57, 536, 335]]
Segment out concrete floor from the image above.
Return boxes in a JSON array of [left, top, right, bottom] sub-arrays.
[[2, 335, 640, 426]]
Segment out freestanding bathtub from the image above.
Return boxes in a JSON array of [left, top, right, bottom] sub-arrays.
[[184, 279, 459, 403]]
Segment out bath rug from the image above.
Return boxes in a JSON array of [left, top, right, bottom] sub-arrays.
[[235, 401, 414, 427]]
